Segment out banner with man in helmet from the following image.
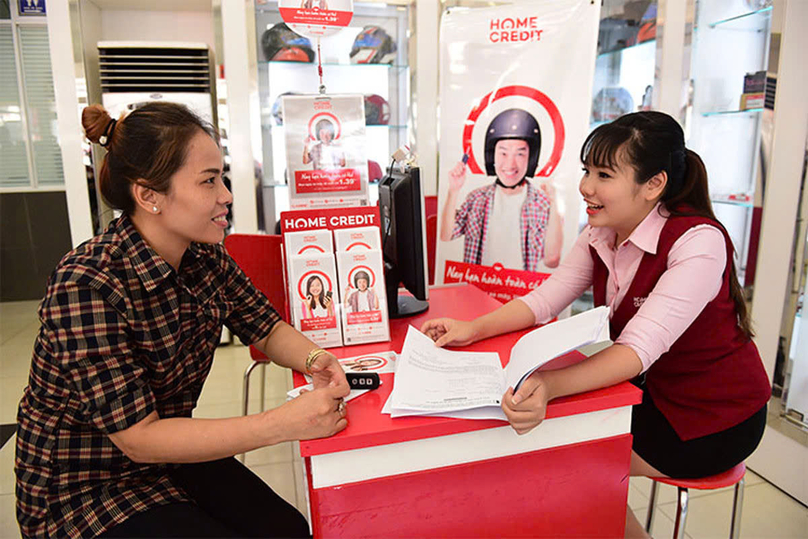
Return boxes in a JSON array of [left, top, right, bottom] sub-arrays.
[[435, 0, 600, 303]]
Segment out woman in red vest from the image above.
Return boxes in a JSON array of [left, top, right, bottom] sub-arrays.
[[421, 111, 770, 538]]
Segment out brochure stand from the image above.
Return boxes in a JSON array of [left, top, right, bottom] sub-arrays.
[[280, 206, 391, 346]]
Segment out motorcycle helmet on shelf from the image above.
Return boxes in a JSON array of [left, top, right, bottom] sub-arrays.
[[350, 26, 397, 64], [261, 23, 315, 62], [363, 94, 391, 125]]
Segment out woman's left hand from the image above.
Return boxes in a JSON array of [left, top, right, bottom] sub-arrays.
[[310, 351, 349, 391], [501, 371, 550, 435]]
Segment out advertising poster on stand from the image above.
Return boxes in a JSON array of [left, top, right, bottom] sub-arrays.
[[278, 0, 354, 39], [283, 94, 369, 209], [435, 0, 600, 303]]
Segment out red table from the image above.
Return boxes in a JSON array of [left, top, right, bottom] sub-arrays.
[[295, 284, 642, 538]]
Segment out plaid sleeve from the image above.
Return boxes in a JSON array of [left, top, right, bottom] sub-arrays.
[[41, 275, 156, 434], [451, 193, 473, 240], [220, 249, 282, 346]]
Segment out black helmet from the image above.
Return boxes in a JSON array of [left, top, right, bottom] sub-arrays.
[[350, 26, 397, 64], [261, 23, 315, 62], [484, 109, 541, 178]]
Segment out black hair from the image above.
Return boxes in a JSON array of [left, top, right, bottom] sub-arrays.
[[580, 111, 752, 338], [82, 102, 218, 215], [305, 275, 327, 311]]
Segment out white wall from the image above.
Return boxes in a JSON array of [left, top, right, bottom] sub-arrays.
[[99, 10, 214, 48]]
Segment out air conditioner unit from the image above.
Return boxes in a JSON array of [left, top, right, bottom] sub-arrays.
[[98, 41, 217, 127]]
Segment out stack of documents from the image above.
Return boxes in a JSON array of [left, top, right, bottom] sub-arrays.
[[383, 306, 611, 421]]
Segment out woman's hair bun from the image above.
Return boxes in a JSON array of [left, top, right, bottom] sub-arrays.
[[82, 104, 114, 145]]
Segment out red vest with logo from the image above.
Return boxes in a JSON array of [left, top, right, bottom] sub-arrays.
[[590, 214, 770, 441]]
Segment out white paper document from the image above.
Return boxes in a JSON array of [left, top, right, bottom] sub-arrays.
[[386, 306, 611, 420]]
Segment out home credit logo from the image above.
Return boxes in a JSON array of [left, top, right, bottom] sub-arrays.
[[489, 17, 543, 43]]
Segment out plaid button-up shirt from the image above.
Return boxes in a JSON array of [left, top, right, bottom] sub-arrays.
[[451, 182, 552, 272], [15, 215, 280, 538]]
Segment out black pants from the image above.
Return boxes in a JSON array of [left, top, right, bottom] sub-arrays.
[[101, 458, 310, 538]]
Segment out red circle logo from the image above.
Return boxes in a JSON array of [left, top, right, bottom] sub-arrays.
[[308, 112, 342, 141], [462, 85, 565, 178]]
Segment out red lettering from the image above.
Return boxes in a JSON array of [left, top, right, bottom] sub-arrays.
[[502, 17, 514, 29], [500, 31, 510, 42], [516, 17, 530, 29], [529, 16, 537, 27], [490, 31, 499, 43], [490, 18, 500, 30]]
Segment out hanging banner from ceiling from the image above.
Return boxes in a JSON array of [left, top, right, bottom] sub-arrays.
[[278, 0, 354, 39], [283, 94, 369, 209], [434, 0, 601, 303]]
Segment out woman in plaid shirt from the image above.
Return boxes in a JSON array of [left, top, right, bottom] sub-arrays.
[[15, 102, 349, 538]]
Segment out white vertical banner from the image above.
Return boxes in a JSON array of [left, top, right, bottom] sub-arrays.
[[435, 0, 600, 303]]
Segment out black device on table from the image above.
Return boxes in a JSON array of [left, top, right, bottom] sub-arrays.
[[346, 372, 381, 390], [378, 165, 430, 318]]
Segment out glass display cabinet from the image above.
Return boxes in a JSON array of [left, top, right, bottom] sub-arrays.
[[687, 0, 772, 286], [253, 1, 412, 230]]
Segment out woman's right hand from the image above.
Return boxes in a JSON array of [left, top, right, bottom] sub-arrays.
[[420, 318, 478, 347], [447, 161, 467, 193], [274, 385, 349, 441]]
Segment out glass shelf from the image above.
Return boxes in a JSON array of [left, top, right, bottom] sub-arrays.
[[598, 38, 656, 58], [707, 6, 772, 29], [267, 60, 408, 70], [711, 195, 754, 208], [701, 108, 763, 117]]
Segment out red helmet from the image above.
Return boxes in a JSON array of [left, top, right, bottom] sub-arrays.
[[364, 94, 390, 125], [367, 160, 383, 183]]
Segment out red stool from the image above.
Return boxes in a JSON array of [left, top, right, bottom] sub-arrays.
[[645, 462, 746, 539]]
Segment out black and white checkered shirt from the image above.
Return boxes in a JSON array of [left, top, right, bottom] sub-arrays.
[[16, 215, 280, 538]]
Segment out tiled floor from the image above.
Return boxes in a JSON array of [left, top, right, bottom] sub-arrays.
[[2, 299, 807, 538]]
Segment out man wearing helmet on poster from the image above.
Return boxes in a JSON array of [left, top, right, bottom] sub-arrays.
[[439, 108, 563, 272], [302, 119, 347, 171]]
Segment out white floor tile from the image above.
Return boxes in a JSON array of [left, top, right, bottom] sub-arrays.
[[0, 301, 39, 345], [0, 381, 26, 425], [0, 435, 16, 497], [629, 482, 650, 511], [633, 504, 691, 539], [657, 482, 808, 539], [0, 493, 21, 539]]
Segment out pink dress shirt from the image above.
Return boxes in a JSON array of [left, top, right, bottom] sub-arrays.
[[518, 203, 728, 372]]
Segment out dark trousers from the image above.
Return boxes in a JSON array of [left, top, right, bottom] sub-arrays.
[[101, 457, 310, 538]]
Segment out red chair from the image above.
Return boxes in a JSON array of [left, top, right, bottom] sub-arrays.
[[424, 195, 438, 285], [645, 462, 747, 539], [223, 233, 288, 421]]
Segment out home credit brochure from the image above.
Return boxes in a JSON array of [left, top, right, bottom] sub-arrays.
[[387, 306, 611, 420]]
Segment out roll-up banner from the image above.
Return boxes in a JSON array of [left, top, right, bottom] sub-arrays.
[[435, 0, 600, 303]]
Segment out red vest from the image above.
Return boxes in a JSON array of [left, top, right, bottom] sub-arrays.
[[591, 214, 770, 441]]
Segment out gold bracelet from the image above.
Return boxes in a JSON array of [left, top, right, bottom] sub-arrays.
[[305, 348, 328, 375]]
